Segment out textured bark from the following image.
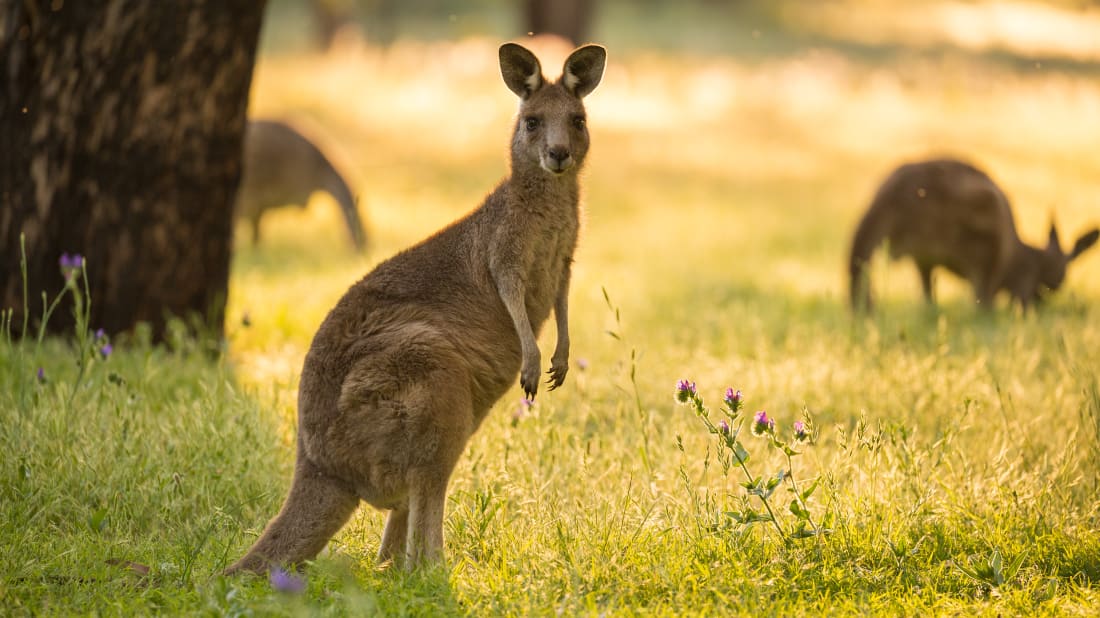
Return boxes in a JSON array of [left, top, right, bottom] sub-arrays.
[[0, 0, 265, 341], [524, 0, 595, 45]]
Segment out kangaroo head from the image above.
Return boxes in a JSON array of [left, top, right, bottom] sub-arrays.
[[499, 43, 606, 176], [1031, 223, 1100, 300]]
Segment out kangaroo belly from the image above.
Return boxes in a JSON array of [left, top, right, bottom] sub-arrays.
[[890, 222, 1000, 278], [447, 307, 525, 412]]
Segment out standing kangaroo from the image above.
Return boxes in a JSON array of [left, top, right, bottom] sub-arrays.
[[225, 43, 607, 574], [849, 158, 1099, 311], [237, 119, 368, 251]]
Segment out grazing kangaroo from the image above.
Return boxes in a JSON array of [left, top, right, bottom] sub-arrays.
[[849, 158, 1099, 311], [225, 43, 606, 574], [237, 119, 367, 251]]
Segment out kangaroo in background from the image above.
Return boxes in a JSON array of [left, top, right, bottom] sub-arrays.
[[849, 158, 1099, 311], [225, 43, 606, 574], [237, 119, 368, 251]]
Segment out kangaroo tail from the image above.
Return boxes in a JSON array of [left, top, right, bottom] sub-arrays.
[[322, 163, 367, 252], [849, 208, 888, 312], [225, 445, 359, 575]]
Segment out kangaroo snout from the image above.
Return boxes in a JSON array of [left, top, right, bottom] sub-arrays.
[[544, 146, 573, 173]]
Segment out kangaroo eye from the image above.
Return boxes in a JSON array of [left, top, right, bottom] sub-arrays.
[[573, 116, 586, 130], [525, 117, 539, 131]]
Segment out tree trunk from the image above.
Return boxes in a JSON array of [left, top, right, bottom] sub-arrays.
[[0, 0, 265, 342], [309, 0, 355, 49], [524, 0, 596, 46]]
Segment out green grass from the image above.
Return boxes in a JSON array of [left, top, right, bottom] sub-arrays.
[[5, 11, 1100, 615]]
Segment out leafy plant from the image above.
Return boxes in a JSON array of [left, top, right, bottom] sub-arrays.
[[675, 381, 827, 543], [3, 235, 113, 411], [953, 548, 1028, 590]]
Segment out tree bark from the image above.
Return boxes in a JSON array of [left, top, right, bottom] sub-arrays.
[[310, 0, 355, 49], [0, 0, 265, 341], [524, 0, 596, 46]]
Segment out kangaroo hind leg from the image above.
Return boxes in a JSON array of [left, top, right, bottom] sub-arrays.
[[406, 473, 450, 568], [377, 507, 409, 565], [917, 261, 935, 305], [402, 372, 475, 569], [225, 453, 359, 575]]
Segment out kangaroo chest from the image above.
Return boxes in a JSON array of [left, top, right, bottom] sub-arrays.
[[523, 216, 578, 327]]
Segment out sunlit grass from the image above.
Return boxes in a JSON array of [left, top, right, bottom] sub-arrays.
[[225, 34, 1100, 613], [5, 13, 1100, 614], [779, 0, 1100, 63]]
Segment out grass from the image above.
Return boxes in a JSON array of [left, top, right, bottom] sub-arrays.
[[4, 6, 1100, 614]]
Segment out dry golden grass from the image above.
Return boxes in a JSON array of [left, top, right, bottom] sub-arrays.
[[235, 29, 1100, 354], [781, 0, 1100, 62], [7, 7, 1100, 613], [216, 18, 1100, 613]]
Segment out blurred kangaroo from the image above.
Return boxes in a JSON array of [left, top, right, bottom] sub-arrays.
[[225, 43, 606, 574], [237, 119, 367, 251], [849, 158, 1099, 311]]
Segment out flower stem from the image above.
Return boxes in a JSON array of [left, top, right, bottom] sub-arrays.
[[784, 451, 823, 545], [67, 266, 95, 407], [735, 448, 787, 541], [692, 398, 786, 541]]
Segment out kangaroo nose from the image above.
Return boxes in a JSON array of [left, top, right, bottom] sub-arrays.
[[548, 147, 569, 162]]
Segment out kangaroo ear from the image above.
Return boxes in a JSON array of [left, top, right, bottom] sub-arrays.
[[561, 45, 606, 98], [500, 43, 543, 99], [1069, 228, 1100, 261], [1047, 223, 1061, 253]]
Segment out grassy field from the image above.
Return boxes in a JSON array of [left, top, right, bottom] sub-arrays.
[[5, 4, 1100, 615]]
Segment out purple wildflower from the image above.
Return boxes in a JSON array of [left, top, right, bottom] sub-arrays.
[[94, 328, 106, 341], [724, 387, 743, 411], [751, 410, 774, 436], [269, 567, 305, 594], [675, 379, 697, 403], [36, 367, 46, 383], [99, 343, 113, 359], [717, 419, 731, 435], [793, 420, 809, 442], [59, 253, 84, 281], [514, 397, 533, 421]]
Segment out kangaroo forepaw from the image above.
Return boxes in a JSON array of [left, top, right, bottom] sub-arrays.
[[521, 364, 540, 400], [546, 363, 568, 390]]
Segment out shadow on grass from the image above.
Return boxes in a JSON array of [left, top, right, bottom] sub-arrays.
[[635, 270, 1096, 360]]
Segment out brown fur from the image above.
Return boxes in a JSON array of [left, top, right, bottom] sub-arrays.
[[225, 43, 607, 574], [237, 119, 367, 251], [849, 158, 1099, 311]]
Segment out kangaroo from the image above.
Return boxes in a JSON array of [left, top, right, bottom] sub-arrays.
[[849, 158, 1098, 311], [237, 119, 367, 251], [225, 43, 607, 574]]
